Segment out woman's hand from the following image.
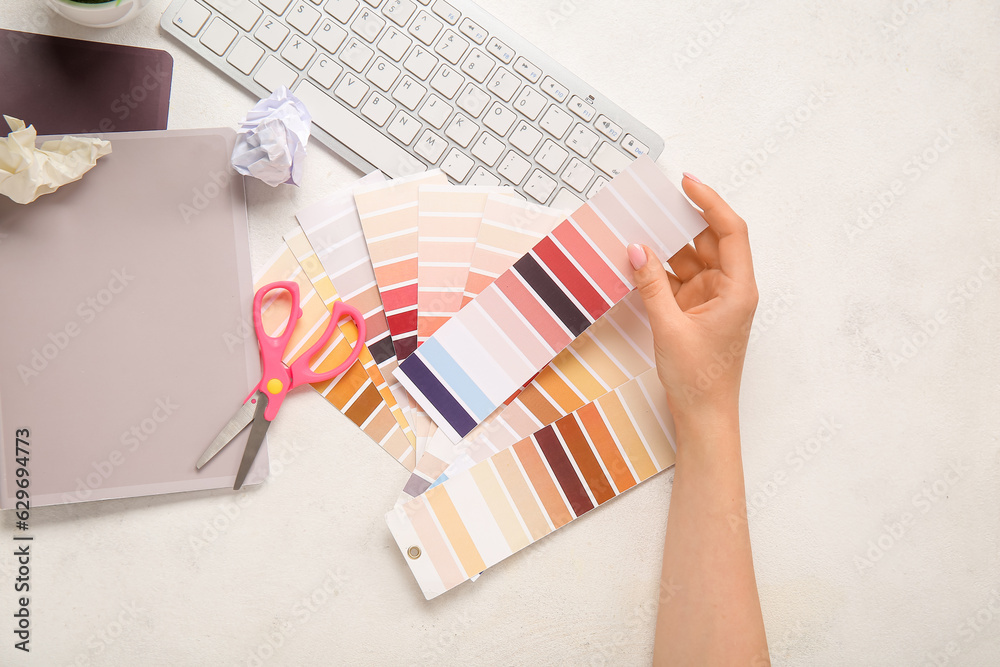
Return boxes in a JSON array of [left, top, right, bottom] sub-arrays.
[[629, 174, 758, 417]]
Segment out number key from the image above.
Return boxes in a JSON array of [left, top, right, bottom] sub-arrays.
[[434, 29, 469, 65], [382, 0, 416, 25], [408, 10, 442, 45]]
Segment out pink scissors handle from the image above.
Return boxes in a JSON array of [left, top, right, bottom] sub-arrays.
[[287, 300, 366, 388], [251, 281, 366, 422], [252, 281, 301, 421]]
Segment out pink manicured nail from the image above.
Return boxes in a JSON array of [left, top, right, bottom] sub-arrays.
[[628, 243, 647, 270], [682, 172, 702, 184]]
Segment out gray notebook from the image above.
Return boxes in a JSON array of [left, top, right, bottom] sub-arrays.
[[0, 128, 267, 508]]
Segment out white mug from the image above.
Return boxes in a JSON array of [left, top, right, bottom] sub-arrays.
[[46, 0, 154, 28]]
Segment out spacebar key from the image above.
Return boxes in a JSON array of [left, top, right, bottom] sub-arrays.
[[294, 81, 425, 177]]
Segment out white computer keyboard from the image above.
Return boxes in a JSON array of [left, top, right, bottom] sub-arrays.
[[161, 0, 664, 209]]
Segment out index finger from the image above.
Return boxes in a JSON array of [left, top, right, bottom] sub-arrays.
[[681, 176, 755, 283]]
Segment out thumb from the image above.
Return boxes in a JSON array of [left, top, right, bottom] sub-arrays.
[[628, 243, 681, 323]]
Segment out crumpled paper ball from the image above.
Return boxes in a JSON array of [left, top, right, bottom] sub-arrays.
[[0, 116, 112, 205], [231, 87, 312, 187]]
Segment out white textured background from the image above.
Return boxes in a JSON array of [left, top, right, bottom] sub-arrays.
[[1, 0, 998, 665]]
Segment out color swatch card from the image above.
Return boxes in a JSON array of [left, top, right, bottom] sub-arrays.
[[394, 156, 706, 443], [284, 228, 416, 467], [355, 170, 448, 361], [416, 186, 512, 343], [386, 368, 676, 599], [254, 245, 415, 469], [398, 289, 656, 499], [296, 172, 393, 365], [454, 290, 656, 470], [294, 174, 416, 445], [463, 195, 568, 306]]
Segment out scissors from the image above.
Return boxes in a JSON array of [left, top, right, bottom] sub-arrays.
[[197, 281, 366, 489]]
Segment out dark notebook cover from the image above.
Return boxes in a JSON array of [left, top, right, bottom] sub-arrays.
[[0, 28, 172, 135]]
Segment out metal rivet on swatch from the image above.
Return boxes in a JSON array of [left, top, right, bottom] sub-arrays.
[[407, 546, 421, 559]]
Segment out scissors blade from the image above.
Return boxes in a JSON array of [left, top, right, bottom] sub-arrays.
[[233, 393, 271, 490], [196, 393, 261, 470]]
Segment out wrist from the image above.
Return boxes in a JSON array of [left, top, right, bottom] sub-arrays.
[[669, 396, 742, 453]]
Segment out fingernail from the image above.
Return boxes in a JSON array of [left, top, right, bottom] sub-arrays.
[[682, 172, 702, 184], [628, 243, 647, 270]]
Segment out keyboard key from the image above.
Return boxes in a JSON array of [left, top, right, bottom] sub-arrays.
[[483, 102, 516, 136], [536, 139, 568, 173], [228, 37, 264, 74], [566, 123, 599, 156], [363, 0, 380, 6], [173, 0, 209, 37], [509, 121, 542, 154], [587, 176, 609, 199], [367, 57, 400, 90], [513, 87, 546, 120], [441, 148, 474, 181], [382, 0, 416, 25], [595, 114, 622, 141], [568, 95, 595, 121], [486, 36, 513, 63], [387, 110, 421, 144], [261, 0, 293, 15], [314, 19, 347, 51], [434, 30, 469, 65], [308, 54, 343, 88], [621, 134, 649, 157], [539, 76, 568, 103], [254, 55, 298, 91], [256, 16, 291, 50], [293, 81, 424, 176], [498, 150, 530, 184], [408, 11, 442, 46], [552, 188, 584, 212], [468, 166, 500, 187], [445, 113, 477, 147], [432, 0, 459, 24], [201, 18, 237, 56], [513, 56, 540, 83], [352, 7, 385, 41], [456, 83, 489, 117], [377, 26, 412, 60], [415, 129, 447, 163], [361, 91, 395, 125], [460, 48, 493, 83], [341, 37, 374, 71], [281, 33, 316, 69], [591, 142, 630, 177], [335, 71, 370, 106], [391, 75, 426, 109], [418, 94, 452, 129], [539, 105, 572, 139], [487, 67, 519, 102], [325, 0, 358, 22], [560, 157, 594, 192], [459, 17, 486, 44], [287, 1, 320, 33], [429, 65, 462, 98], [403, 45, 436, 79], [204, 0, 262, 31], [471, 131, 504, 166], [524, 169, 556, 203]]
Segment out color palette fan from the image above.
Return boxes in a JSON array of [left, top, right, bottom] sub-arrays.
[[270, 155, 705, 598]]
